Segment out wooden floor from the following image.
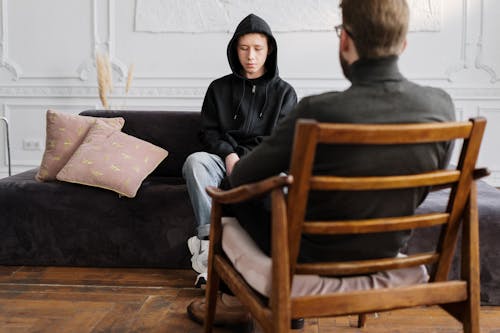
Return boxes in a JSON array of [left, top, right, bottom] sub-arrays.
[[0, 266, 499, 332]]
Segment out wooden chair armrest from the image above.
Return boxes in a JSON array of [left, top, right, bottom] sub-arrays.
[[206, 175, 293, 204], [430, 167, 490, 192]]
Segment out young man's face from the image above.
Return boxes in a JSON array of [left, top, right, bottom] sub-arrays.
[[237, 33, 269, 79]]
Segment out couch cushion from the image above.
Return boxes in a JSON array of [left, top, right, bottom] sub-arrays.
[[411, 180, 500, 305], [37, 109, 125, 181], [80, 110, 203, 177], [0, 169, 195, 268], [56, 120, 168, 198]]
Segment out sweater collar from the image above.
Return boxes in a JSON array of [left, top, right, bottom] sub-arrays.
[[348, 56, 404, 84]]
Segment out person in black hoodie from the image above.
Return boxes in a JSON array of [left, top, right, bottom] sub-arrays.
[[182, 14, 297, 287]]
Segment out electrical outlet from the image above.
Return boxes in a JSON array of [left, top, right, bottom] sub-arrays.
[[22, 139, 43, 151]]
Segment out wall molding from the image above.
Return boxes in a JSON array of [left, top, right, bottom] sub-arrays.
[[0, 0, 21, 80], [478, 106, 500, 116], [0, 0, 131, 82], [77, 0, 127, 81], [0, 85, 206, 99], [3, 105, 42, 167], [0, 102, 8, 169], [1, 84, 500, 100], [444, 0, 469, 81], [446, 87, 500, 100], [474, 0, 498, 83]]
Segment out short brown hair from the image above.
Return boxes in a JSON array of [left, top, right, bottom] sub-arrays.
[[340, 0, 409, 59]]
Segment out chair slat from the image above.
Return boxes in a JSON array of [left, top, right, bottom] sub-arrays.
[[295, 253, 439, 276], [303, 213, 449, 234], [317, 122, 472, 144], [435, 118, 487, 282], [310, 170, 460, 191], [291, 281, 467, 318]]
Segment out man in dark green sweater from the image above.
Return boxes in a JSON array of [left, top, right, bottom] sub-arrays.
[[188, 0, 455, 326]]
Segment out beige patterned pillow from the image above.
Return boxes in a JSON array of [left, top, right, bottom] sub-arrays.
[[36, 109, 125, 181], [56, 120, 168, 198]]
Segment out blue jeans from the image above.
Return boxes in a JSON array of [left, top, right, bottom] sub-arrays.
[[182, 152, 226, 239]]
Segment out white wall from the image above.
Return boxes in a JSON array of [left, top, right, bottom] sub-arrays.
[[1, 0, 499, 185]]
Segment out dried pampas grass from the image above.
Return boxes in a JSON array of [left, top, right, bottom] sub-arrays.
[[104, 54, 113, 93], [96, 52, 112, 109], [125, 64, 135, 95], [96, 52, 135, 110]]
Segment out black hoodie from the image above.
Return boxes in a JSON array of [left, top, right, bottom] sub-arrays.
[[199, 14, 297, 160]]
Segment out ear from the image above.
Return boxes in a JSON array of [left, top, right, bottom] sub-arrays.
[[340, 31, 360, 64], [399, 39, 408, 54], [340, 30, 350, 53]]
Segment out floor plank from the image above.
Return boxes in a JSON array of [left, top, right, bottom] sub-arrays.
[[0, 266, 21, 278], [0, 266, 498, 333], [2, 267, 193, 288]]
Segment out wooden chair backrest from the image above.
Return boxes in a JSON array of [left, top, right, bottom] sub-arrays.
[[285, 118, 486, 285]]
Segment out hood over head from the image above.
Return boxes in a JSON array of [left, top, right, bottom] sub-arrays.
[[227, 14, 278, 79]]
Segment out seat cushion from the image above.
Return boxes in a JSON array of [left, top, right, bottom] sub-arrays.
[[221, 217, 429, 297], [411, 180, 500, 305], [0, 169, 195, 268]]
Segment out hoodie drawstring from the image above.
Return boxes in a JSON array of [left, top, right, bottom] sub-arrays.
[[259, 82, 269, 119], [234, 79, 270, 121], [234, 80, 246, 120]]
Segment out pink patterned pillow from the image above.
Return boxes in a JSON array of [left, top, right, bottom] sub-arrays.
[[56, 120, 168, 198], [36, 109, 125, 181]]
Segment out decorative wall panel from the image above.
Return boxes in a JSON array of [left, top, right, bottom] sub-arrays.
[[7, 0, 92, 79], [0, 0, 21, 80], [135, 0, 441, 33], [475, 0, 499, 83]]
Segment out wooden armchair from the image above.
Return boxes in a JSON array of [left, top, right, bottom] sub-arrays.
[[203, 118, 487, 333]]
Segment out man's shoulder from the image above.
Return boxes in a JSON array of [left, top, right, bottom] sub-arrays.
[[300, 90, 344, 106], [292, 91, 345, 119], [403, 81, 454, 114], [396, 80, 451, 105], [407, 79, 450, 94]]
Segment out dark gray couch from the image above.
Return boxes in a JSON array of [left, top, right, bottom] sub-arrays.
[[412, 182, 500, 305], [0, 110, 499, 305], [0, 110, 202, 268]]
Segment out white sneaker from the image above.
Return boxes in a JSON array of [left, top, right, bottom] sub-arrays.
[[187, 236, 209, 274], [187, 236, 201, 255], [191, 247, 209, 275], [194, 272, 207, 289]]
